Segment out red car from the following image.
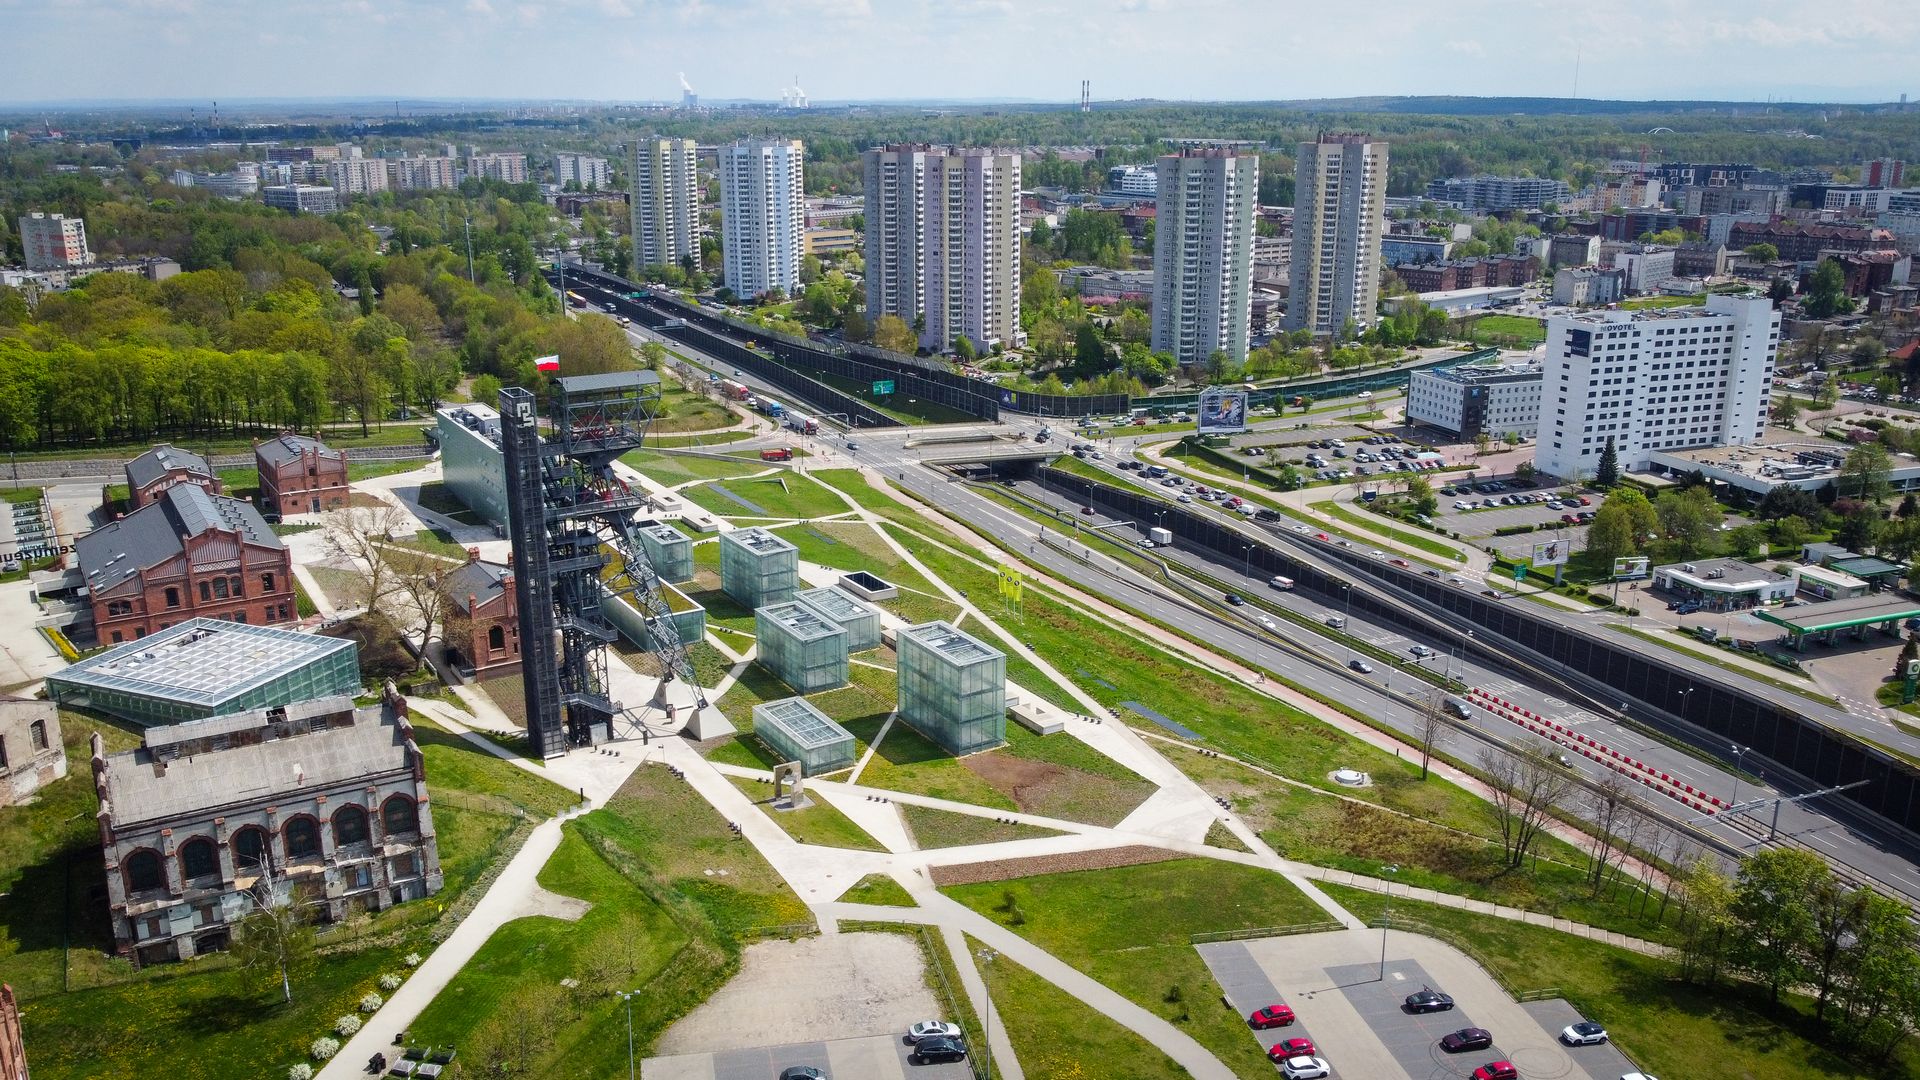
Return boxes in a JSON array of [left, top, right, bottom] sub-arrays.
[[1267, 1037, 1316, 1061], [1472, 1063, 1518, 1080], [1577, 496, 1592, 506], [1561, 513, 1579, 524], [1315, 532, 1330, 542], [1248, 1004, 1295, 1029], [1389, 558, 1411, 568]]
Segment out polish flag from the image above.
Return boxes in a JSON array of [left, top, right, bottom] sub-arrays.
[[534, 354, 560, 373]]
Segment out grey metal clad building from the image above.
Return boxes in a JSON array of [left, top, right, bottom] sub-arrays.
[[720, 527, 798, 609], [896, 621, 1006, 755], [636, 522, 695, 583], [47, 619, 362, 726], [793, 586, 881, 652], [754, 601, 849, 693], [1406, 363, 1544, 440], [753, 696, 855, 775], [436, 404, 510, 527]]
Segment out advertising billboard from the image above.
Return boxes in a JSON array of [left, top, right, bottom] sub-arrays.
[[1612, 556, 1650, 580], [1196, 388, 1250, 435], [1530, 538, 1571, 567]]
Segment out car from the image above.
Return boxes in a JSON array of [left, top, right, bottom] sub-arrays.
[[1562, 514, 1579, 524], [1404, 989, 1455, 1013], [906, 1020, 962, 1044], [844, 441, 860, 452], [1409, 644, 1436, 658], [1577, 496, 1593, 506], [1560, 1020, 1609, 1046], [908, 1036, 967, 1065], [1369, 549, 1386, 559], [1226, 593, 1245, 606], [1316, 532, 1331, 541], [1138, 538, 1156, 549], [1081, 505, 1097, 515], [1267, 1037, 1317, 1061], [1349, 659, 1374, 674], [1454, 501, 1472, 510], [1257, 614, 1276, 629], [1292, 524, 1310, 534], [1544, 500, 1561, 510], [1390, 558, 1411, 568], [1238, 504, 1259, 516], [1424, 568, 1443, 578], [1256, 509, 1282, 523], [1280, 1056, 1330, 1080], [1471, 1063, 1518, 1080], [1248, 1004, 1295, 1029], [1440, 1027, 1493, 1053], [1177, 494, 1194, 503], [778, 1068, 827, 1080]]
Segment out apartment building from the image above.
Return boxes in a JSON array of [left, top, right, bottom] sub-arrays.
[[631, 137, 700, 270], [1423, 175, 1571, 211], [1535, 295, 1780, 481], [553, 151, 611, 190], [1107, 165, 1157, 197], [260, 185, 337, 215], [18, 212, 92, 270], [1286, 134, 1388, 336], [466, 152, 528, 184], [1407, 363, 1544, 440], [719, 139, 806, 298], [863, 145, 927, 337], [386, 156, 460, 191], [1150, 147, 1258, 365], [864, 146, 1022, 351], [324, 158, 388, 197]]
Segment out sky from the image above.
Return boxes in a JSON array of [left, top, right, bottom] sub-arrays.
[[0, 0, 1915, 107]]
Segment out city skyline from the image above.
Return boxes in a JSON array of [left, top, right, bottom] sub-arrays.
[[0, 0, 1915, 106]]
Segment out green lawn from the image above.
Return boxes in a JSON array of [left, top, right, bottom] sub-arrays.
[[974, 939, 1189, 1080], [642, 428, 755, 448], [899, 803, 1062, 848], [1310, 499, 1462, 560], [809, 469, 946, 542], [841, 874, 917, 907], [947, 858, 1330, 1080], [1621, 294, 1706, 309], [1324, 885, 1918, 1080], [347, 457, 431, 482], [854, 716, 1019, 810], [620, 448, 769, 486], [1469, 314, 1548, 345], [680, 472, 853, 520], [725, 776, 887, 851], [981, 725, 1159, 826]]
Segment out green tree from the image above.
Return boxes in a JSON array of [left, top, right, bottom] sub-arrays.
[[1772, 394, 1801, 426], [1843, 442, 1893, 503], [1586, 500, 1638, 569], [953, 335, 977, 361], [471, 373, 503, 407], [1655, 485, 1725, 557], [1805, 258, 1855, 319], [1073, 322, 1110, 375], [1404, 475, 1437, 517], [873, 314, 916, 354], [230, 866, 316, 1004], [1732, 848, 1829, 1003], [1743, 242, 1779, 262], [1595, 435, 1620, 487], [1678, 856, 1738, 985]]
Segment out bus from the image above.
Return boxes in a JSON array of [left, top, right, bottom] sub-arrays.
[[565, 291, 587, 309]]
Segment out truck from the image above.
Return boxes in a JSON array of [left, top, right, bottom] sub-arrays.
[[759, 398, 786, 419], [1148, 527, 1173, 547], [760, 447, 794, 462], [784, 411, 818, 435], [719, 379, 751, 401]]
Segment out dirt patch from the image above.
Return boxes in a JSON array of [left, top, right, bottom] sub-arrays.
[[962, 753, 1157, 827], [929, 844, 1185, 887]]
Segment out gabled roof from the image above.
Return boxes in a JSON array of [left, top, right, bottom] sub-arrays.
[[124, 444, 211, 490], [78, 485, 281, 594], [442, 559, 511, 613], [255, 434, 342, 468]]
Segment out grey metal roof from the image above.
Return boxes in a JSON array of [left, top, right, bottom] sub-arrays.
[[143, 695, 356, 753], [725, 527, 796, 555], [104, 704, 409, 826], [757, 601, 843, 641], [77, 485, 282, 594], [125, 445, 212, 490], [48, 619, 357, 707], [901, 621, 1002, 664], [255, 434, 341, 468], [754, 696, 851, 751], [556, 370, 661, 393], [793, 585, 875, 624], [442, 559, 511, 613]]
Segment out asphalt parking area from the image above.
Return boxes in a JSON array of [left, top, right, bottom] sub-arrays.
[[642, 1034, 971, 1080]]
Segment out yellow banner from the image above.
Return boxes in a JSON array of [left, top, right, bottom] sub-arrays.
[[998, 565, 1023, 603]]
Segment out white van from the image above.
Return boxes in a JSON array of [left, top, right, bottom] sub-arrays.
[[1269, 576, 1295, 590], [1323, 614, 1345, 629]]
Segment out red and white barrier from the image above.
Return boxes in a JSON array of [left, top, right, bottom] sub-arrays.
[[1465, 687, 1722, 813]]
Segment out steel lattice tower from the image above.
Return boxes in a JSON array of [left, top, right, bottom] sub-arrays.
[[498, 374, 693, 758]]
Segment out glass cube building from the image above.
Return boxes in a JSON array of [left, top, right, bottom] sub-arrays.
[[794, 586, 881, 652], [753, 696, 856, 775], [720, 527, 798, 610], [635, 522, 695, 584], [754, 601, 848, 693], [45, 618, 362, 727], [897, 621, 1006, 755]]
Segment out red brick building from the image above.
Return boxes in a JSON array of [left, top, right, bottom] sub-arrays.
[[442, 549, 520, 675], [1392, 254, 1538, 293], [76, 484, 296, 645], [255, 434, 349, 518], [124, 445, 221, 510]]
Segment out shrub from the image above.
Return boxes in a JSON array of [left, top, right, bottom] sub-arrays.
[[334, 1015, 362, 1038], [288, 1066, 315, 1080], [404, 952, 423, 966], [379, 973, 403, 991], [309, 1037, 339, 1062], [359, 992, 385, 1013]]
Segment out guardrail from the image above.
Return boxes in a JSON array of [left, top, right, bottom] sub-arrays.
[[1191, 920, 1346, 944]]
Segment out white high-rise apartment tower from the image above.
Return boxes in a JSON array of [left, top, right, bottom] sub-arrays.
[[719, 139, 805, 299], [553, 152, 611, 190], [1287, 133, 1388, 336], [863, 145, 927, 336], [1151, 147, 1258, 366], [18, 212, 92, 270], [865, 146, 1023, 352], [632, 137, 700, 270], [1534, 295, 1779, 481]]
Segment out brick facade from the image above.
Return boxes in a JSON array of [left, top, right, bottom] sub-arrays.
[[0, 982, 24, 1080], [255, 435, 350, 518], [123, 445, 221, 511], [442, 550, 520, 676], [0, 699, 64, 808]]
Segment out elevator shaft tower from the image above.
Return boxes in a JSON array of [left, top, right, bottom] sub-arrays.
[[499, 372, 692, 758]]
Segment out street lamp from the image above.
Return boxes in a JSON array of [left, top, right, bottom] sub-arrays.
[[976, 946, 998, 1080], [1342, 583, 1355, 665], [1729, 743, 1748, 808], [1242, 542, 1254, 584], [615, 989, 639, 1080]]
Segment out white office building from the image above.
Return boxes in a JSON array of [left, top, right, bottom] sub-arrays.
[[1108, 165, 1157, 197], [631, 137, 700, 270], [1287, 134, 1389, 336], [719, 139, 806, 299], [1535, 295, 1780, 481], [1150, 147, 1258, 365], [1407, 363, 1544, 440], [553, 151, 611, 190]]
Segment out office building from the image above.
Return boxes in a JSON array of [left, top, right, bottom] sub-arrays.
[[1548, 233, 1601, 269], [1287, 134, 1388, 336], [631, 137, 700, 270], [719, 139, 806, 298], [922, 149, 1022, 351], [1553, 266, 1627, 307], [1535, 295, 1780, 481], [1423, 175, 1571, 211], [386, 156, 460, 191], [435, 404, 509, 528], [466, 152, 528, 184], [18, 211, 92, 270], [553, 151, 611, 190], [1151, 146, 1258, 364], [169, 167, 260, 198], [324, 158, 388, 197], [1407, 363, 1543, 440], [260, 184, 337, 215], [1107, 165, 1157, 197], [90, 694, 441, 965], [1381, 234, 1451, 266], [1615, 246, 1678, 293], [0, 698, 64, 807]]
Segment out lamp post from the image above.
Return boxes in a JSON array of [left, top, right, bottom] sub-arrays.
[[1342, 583, 1355, 666], [615, 989, 638, 1080], [1729, 743, 1748, 809], [1242, 541, 1254, 585], [977, 946, 997, 1080]]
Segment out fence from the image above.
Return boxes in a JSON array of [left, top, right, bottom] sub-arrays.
[[1133, 348, 1501, 414]]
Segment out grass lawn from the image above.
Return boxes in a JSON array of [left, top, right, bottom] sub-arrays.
[[971, 725, 1158, 826], [347, 457, 430, 482], [474, 672, 531, 728], [713, 661, 796, 728], [411, 480, 475, 520], [854, 716, 1018, 811], [725, 776, 887, 851], [620, 448, 769, 486], [1204, 820, 1250, 852], [841, 874, 916, 907], [680, 472, 851, 521], [1310, 499, 1462, 560], [973, 938, 1188, 1080], [1047, 453, 1161, 496], [1324, 885, 1916, 1080], [652, 392, 738, 433], [1469, 314, 1548, 345], [1621, 294, 1706, 309], [643, 428, 755, 448], [946, 858, 1329, 1080], [899, 803, 1061, 848], [770, 519, 941, 594], [809, 469, 946, 543]]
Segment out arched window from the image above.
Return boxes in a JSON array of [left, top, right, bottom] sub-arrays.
[[232, 826, 269, 870], [125, 849, 164, 893], [284, 816, 321, 860], [487, 625, 506, 653], [382, 795, 418, 836], [179, 837, 218, 881], [333, 804, 370, 848]]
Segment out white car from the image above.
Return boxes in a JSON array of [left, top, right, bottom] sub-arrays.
[[1177, 494, 1194, 503], [1281, 1056, 1330, 1080], [1257, 615, 1276, 630], [1560, 1020, 1609, 1046], [1292, 524, 1310, 534], [906, 1020, 962, 1044]]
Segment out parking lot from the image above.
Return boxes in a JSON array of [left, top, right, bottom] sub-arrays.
[[1199, 929, 1640, 1080], [642, 1034, 970, 1080]]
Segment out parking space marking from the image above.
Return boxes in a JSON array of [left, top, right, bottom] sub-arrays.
[[1326, 960, 1490, 1080], [1197, 941, 1342, 1078], [1520, 1000, 1640, 1078]]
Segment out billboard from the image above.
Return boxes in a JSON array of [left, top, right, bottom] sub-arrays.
[[1530, 538, 1571, 567], [1196, 388, 1250, 434], [1612, 556, 1650, 580]]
